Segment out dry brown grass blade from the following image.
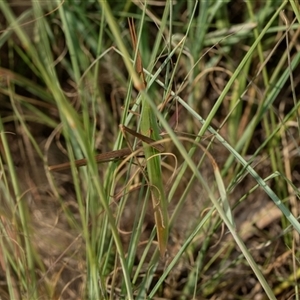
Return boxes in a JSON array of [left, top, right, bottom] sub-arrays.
[[128, 18, 147, 89]]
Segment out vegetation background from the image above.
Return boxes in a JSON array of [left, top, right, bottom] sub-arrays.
[[0, 0, 300, 299]]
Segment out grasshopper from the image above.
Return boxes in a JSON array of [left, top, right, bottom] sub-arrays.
[[49, 19, 169, 257]]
